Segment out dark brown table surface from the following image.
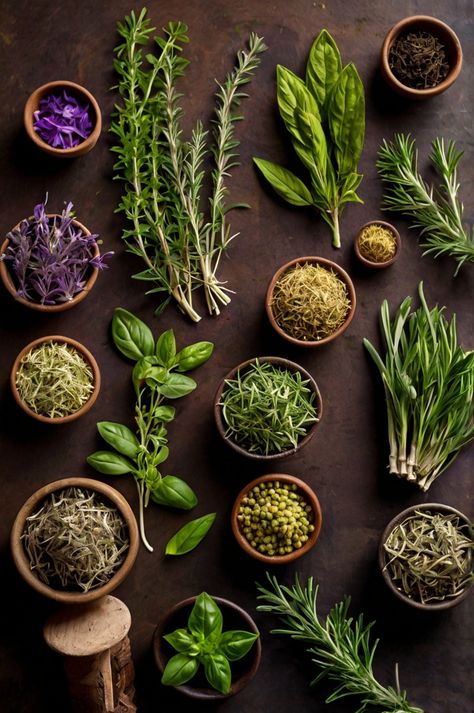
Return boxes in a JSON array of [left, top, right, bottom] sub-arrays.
[[0, 1, 472, 712]]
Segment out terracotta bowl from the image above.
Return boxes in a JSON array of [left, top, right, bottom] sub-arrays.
[[10, 477, 139, 604], [214, 356, 322, 461], [265, 256, 356, 347], [11, 335, 101, 424], [354, 221, 401, 269], [231, 473, 322, 564], [0, 216, 100, 312], [153, 595, 261, 700], [379, 503, 474, 611], [380, 16, 463, 99], [24, 80, 102, 157]]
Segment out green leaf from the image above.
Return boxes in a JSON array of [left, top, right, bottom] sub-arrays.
[[151, 475, 198, 509], [163, 628, 196, 654], [276, 65, 321, 138], [219, 630, 259, 661], [86, 451, 135, 475], [154, 405, 176, 422], [305, 29, 342, 117], [328, 63, 365, 176], [132, 358, 166, 393], [161, 653, 199, 687], [97, 422, 139, 460], [203, 653, 231, 694], [155, 329, 176, 367], [188, 591, 222, 639], [295, 109, 328, 180], [175, 341, 214, 372], [160, 373, 197, 399], [253, 158, 313, 206], [112, 308, 155, 361], [165, 513, 216, 555]]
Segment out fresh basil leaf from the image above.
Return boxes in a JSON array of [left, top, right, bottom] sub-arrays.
[[164, 628, 196, 654], [253, 158, 313, 206], [155, 329, 176, 367], [97, 421, 139, 460], [112, 308, 155, 361], [151, 475, 198, 510], [175, 341, 214, 372], [188, 592, 222, 640], [219, 630, 259, 661], [154, 405, 176, 422], [305, 29, 342, 117], [276, 65, 321, 138], [154, 445, 169, 466], [339, 171, 363, 204], [132, 358, 164, 394], [295, 109, 328, 180], [159, 373, 197, 399], [161, 653, 199, 687], [86, 450, 135, 475], [328, 63, 365, 176], [165, 513, 216, 555], [203, 653, 231, 694]]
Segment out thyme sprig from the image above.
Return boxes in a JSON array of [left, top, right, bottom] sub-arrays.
[[256, 573, 424, 713]]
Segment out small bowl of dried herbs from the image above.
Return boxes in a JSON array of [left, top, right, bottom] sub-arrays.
[[354, 221, 401, 269], [214, 356, 322, 460], [24, 80, 102, 156], [265, 256, 356, 347], [11, 335, 101, 424], [381, 16, 463, 99], [379, 503, 474, 611], [11, 477, 139, 604], [231, 474, 322, 564]]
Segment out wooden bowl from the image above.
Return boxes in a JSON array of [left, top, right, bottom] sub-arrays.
[[153, 595, 261, 700], [265, 256, 356, 347], [380, 16, 463, 99], [354, 221, 401, 269], [231, 473, 322, 564], [214, 356, 322, 461], [10, 335, 101, 424], [10, 477, 139, 604]]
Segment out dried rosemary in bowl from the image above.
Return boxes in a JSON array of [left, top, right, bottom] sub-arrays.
[[22, 487, 129, 592], [357, 223, 397, 263]]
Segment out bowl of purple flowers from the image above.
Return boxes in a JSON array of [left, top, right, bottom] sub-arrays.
[[24, 80, 102, 157], [0, 199, 112, 312]]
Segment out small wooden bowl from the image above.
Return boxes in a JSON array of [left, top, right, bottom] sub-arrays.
[[354, 221, 401, 269], [11, 477, 139, 604], [24, 80, 102, 157], [153, 595, 261, 700], [0, 216, 100, 312], [231, 473, 322, 564], [265, 256, 356, 347], [11, 335, 101, 424], [379, 503, 474, 611], [214, 356, 322, 461], [380, 16, 463, 99]]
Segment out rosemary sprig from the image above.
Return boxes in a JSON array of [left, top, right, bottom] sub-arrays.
[[377, 133, 474, 273], [256, 573, 424, 713]]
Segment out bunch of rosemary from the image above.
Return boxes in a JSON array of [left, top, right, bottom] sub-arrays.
[[111, 9, 266, 321], [256, 573, 424, 713], [364, 282, 473, 491]]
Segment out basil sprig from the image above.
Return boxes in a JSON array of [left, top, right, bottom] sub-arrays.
[[87, 308, 214, 552], [161, 593, 259, 694], [254, 29, 365, 248]]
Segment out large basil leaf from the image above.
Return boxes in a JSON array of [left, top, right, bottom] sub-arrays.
[[112, 307, 155, 361], [305, 29, 342, 117], [151, 475, 198, 510], [276, 65, 320, 141], [175, 341, 214, 372], [97, 421, 139, 460], [328, 63, 365, 176], [163, 628, 196, 654], [295, 109, 328, 180], [159, 373, 197, 399], [219, 630, 259, 661], [165, 513, 216, 555], [161, 653, 199, 687], [203, 653, 231, 694], [188, 592, 222, 640], [86, 450, 135, 475], [253, 158, 313, 206], [155, 329, 176, 367]]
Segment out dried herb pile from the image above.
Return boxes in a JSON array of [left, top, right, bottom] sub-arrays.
[[358, 223, 397, 263], [389, 31, 449, 89], [33, 91, 93, 148]]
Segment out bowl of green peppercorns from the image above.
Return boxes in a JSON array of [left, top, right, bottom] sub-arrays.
[[231, 474, 322, 564]]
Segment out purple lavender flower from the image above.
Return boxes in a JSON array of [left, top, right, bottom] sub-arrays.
[[33, 91, 93, 149]]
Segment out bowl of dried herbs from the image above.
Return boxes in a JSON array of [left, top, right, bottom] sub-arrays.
[[11, 477, 139, 603], [265, 257, 356, 347], [354, 221, 401, 268]]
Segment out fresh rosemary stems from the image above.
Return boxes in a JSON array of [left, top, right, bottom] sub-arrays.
[[22, 487, 129, 592]]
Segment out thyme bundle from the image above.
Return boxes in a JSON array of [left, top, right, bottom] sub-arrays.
[[15, 341, 94, 417], [22, 487, 129, 592], [389, 31, 449, 89], [383, 510, 474, 604], [271, 263, 351, 341], [358, 223, 397, 263]]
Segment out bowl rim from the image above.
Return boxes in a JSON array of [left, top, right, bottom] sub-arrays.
[[265, 256, 356, 347], [213, 355, 323, 460], [378, 502, 474, 611], [153, 594, 262, 700], [10, 334, 101, 424], [10, 477, 139, 604], [380, 15, 463, 98], [0, 214, 100, 312], [354, 220, 401, 269], [23, 79, 102, 157], [231, 473, 323, 564]]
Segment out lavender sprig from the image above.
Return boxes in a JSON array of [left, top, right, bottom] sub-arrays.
[[33, 91, 93, 149]]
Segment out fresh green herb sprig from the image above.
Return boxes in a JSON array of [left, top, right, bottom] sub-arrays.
[[111, 9, 266, 321], [256, 573, 424, 713], [87, 308, 213, 551], [377, 133, 474, 273], [254, 29, 365, 248], [363, 282, 473, 491], [165, 513, 216, 556]]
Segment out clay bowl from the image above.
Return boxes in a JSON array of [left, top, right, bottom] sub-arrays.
[[0, 216, 100, 312], [10, 335, 101, 424], [214, 356, 322, 461], [231, 473, 322, 564], [153, 595, 261, 700], [265, 256, 356, 347], [354, 221, 401, 269], [10, 477, 139, 604], [24, 80, 102, 157], [379, 503, 474, 611], [380, 16, 463, 99]]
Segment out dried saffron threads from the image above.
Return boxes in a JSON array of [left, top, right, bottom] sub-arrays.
[[271, 263, 351, 341], [33, 90, 93, 148], [389, 31, 450, 89], [358, 224, 397, 263]]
